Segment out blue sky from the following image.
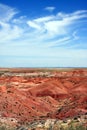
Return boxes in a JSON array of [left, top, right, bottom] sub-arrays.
[[0, 0, 87, 67]]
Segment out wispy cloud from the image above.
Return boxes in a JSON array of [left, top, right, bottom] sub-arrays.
[[0, 3, 18, 22], [0, 3, 87, 67], [44, 6, 56, 12], [26, 10, 87, 46]]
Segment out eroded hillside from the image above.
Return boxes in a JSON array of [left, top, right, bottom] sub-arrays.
[[0, 68, 87, 126]]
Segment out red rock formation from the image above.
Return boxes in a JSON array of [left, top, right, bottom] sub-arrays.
[[0, 68, 87, 124]]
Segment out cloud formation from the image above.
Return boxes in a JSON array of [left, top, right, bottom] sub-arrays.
[[0, 3, 18, 22], [44, 6, 56, 12], [0, 3, 87, 46], [0, 3, 87, 67]]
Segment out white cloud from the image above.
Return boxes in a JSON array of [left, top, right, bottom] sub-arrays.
[[72, 31, 79, 40], [34, 15, 54, 23], [0, 3, 23, 42], [27, 21, 41, 30], [44, 6, 56, 12], [26, 10, 87, 39], [0, 21, 23, 42], [0, 3, 18, 22], [44, 20, 67, 35]]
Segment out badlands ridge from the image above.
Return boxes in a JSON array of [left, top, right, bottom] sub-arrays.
[[0, 68, 87, 127]]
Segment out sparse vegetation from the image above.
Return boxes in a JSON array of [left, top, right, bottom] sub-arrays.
[[0, 126, 15, 130], [59, 124, 87, 130]]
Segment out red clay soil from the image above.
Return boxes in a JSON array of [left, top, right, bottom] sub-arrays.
[[0, 68, 87, 124]]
